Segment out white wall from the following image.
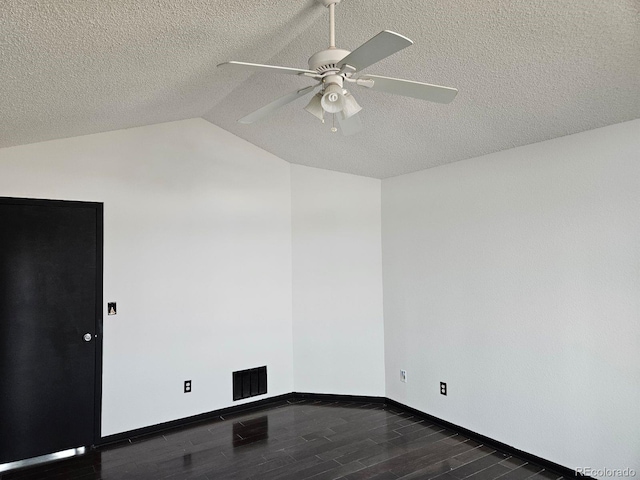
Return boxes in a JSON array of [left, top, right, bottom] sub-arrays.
[[0, 119, 294, 436], [292, 165, 385, 396], [382, 119, 640, 474]]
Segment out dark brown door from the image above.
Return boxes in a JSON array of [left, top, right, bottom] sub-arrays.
[[0, 198, 102, 464]]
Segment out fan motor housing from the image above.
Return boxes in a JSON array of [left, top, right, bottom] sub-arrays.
[[308, 48, 350, 74]]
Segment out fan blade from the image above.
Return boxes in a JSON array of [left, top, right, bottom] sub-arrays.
[[359, 74, 458, 104], [337, 112, 363, 136], [338, 31, 413, 72], [218, 61, 318, 77], [238, 84, 319, 124]]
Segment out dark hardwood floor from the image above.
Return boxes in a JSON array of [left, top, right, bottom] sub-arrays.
[[0, 399, 565, 480]]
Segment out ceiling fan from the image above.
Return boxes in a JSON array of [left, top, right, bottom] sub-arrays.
[[218, 0, 458, 136]]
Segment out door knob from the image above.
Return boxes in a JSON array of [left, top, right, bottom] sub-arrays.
[[83, 333, 92, 342]]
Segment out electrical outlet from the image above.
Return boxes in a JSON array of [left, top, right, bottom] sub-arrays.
[[400, 370, 407, 383], [440, 382, 447, 396], [184, 380, 192, 393]]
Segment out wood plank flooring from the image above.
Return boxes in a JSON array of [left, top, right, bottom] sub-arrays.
[[0, 399, 565, 480]]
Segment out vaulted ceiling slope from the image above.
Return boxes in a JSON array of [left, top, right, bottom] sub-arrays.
[[1, 0, 639, 178]]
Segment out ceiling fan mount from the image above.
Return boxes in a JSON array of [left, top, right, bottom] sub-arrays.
[[317, 0, 342, 8], [218, 0, 458, 135]]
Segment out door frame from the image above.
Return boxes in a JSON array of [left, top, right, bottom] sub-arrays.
[[0, 196, 104, 446]]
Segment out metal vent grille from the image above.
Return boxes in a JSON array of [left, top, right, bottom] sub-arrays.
[[232, 366, 267, 401]]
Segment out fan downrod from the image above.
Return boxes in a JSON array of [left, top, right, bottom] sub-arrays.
[[310, 0, 349, 74]]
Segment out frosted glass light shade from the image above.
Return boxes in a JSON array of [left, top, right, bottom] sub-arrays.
[[341, 93, 362, 119], [321, 84, 345, 114], [304, 93, 324, 122]]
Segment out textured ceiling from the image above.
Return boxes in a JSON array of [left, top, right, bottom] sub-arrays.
[[1, 1, 639, 178]]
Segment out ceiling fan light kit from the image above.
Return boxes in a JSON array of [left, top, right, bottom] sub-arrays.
[[218, 0, 458, 136]]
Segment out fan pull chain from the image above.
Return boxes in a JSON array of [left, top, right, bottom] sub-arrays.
[[331, 114, 337, 133]]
